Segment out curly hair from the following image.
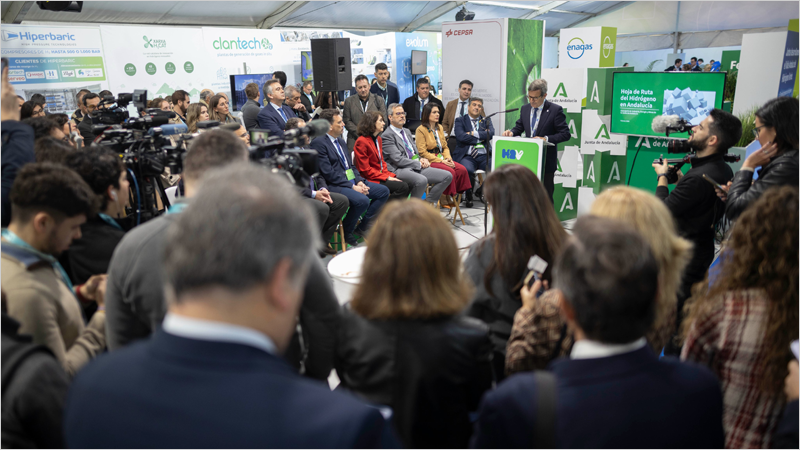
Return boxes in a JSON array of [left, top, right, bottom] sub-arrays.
[[356, 110, 383, 137], [682, 186, 799, 393], [64, 148, 125, 211]]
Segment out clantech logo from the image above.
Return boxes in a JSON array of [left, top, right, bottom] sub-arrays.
[[566, 37, 592, 59], [213, 37, 272, 50], [143, 36, 167, 49], [3, 30, 75, 42]]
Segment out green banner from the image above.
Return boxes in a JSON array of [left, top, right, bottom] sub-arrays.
[[505, 19, 544, 130], [554, 180, 581, 221], [586, 66, 633, 115], [721, 50, 740, 74], [583, 151, 626, 194], [599, 27, 617, 68], [556, 110, 582, 153]]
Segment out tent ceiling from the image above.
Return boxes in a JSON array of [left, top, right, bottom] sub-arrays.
[[2, 1, 795, 38]]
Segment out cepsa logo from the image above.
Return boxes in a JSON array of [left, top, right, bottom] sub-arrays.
[[445, 29, 473, 38], [566, 37, 592, 59]]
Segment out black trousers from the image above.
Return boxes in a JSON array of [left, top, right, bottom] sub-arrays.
[[543, 171, 555, 204], [306, 192, 349, 244], [380, 179, 412, 202]]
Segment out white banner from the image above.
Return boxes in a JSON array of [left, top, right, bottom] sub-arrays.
[[541, 68, 585, 113], [100, 25, 212, 102], [442, 20, 504, 123], [1, 24, 108, 112], [555, 145, 581, 188], [201, 28, 283, 97], [580, 109, 626, 155]]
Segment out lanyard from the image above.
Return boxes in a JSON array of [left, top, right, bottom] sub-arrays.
[[167, 202, 189, 215], [98, 213, 123, 230], [333, 139, 349, 169], [374, 138, 384, 172], [361, 99, 369, 113], [1, 228, 74, 292], [430, 127, 443, 154]]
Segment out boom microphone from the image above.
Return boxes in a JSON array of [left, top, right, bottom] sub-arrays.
[[651, 115, 680, 133], [284, 119, 331, 140]]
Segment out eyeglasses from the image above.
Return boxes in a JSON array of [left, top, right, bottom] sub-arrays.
[[527, 94, 543, 102], [393, 112, 406, 116], [752, 125, 767, 138]]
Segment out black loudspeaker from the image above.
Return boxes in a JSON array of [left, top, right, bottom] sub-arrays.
[[311, 38, 352, 92]]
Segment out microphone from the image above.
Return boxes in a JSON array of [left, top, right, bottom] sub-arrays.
[[148, 123, 188, 136], [652, 115, 691, 135], [485, 108, 520, 120], [70, 131, 82, 149], [284, 119, 330, 140]]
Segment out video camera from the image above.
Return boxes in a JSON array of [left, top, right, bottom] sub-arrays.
[[247, 120, 330, 187]]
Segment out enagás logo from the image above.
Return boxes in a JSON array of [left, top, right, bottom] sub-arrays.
[[445, 29, 473, 38], [143, 35, 167, 49], [603, 35, 613, 58], [566, 37, 592, 59], [2, 30, 75, 42], [213, 37, 273, 50]]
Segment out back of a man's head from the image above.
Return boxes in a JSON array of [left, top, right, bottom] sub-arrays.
[[163, 163, 317, 305], [22, 117, 59, 141], [555, 215, 659, 344], [34, 137, 73, 164], [10, 163, 97, 225], [183, 129, 249, 184], [64, 148, 125, 211], [318, 108, 340, 125]]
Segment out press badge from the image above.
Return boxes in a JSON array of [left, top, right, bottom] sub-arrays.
[[346, 169, 355, 181]]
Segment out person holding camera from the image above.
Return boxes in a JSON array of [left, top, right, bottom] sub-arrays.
[[77, 93, 101, 146], [651, 109, 740, 354]]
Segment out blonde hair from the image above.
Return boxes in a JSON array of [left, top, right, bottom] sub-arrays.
[[351, 199, 473, 319], [590, 186, 693, 351]]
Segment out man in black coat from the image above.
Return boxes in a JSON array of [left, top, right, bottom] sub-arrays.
[[652, 109, 740, 353], [402, 77, 444, 134], [502, 79, 571, 202]]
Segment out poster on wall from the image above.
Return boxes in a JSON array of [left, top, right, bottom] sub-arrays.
[[395, 32, 439, 101], [1, 24, 108, 112], [343, 31, 395, 85], [101, 25, 212, 102], [778, 19, 798, 97], [201, 28, 282, 98]]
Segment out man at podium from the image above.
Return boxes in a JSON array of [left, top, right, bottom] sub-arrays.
[[502, 79, 570, 202]]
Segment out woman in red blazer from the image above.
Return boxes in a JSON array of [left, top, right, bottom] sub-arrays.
[[353, 111, 411, 201]]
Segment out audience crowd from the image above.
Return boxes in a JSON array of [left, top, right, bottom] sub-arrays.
[[1, 57, 798, 449]]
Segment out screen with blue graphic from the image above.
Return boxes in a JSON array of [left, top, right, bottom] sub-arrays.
[[301, 51, 312, 82], [229, 73, 272, 111]]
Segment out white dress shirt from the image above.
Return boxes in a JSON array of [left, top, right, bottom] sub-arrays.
[[162, 313, 277, 355], [570, 337, 647, 360]]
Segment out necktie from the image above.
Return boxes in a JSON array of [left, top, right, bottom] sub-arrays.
[[400, 131, 415, 159], [470, 119, 480, 158], [530, 107, 540, 137], [278, 107, 288, 122], [333, 139, 348, 169], [459, 101, 466, 117]]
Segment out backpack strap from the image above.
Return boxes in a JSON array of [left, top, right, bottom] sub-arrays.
[[532, 371, 557, 448], [2, 342, 52, 395]]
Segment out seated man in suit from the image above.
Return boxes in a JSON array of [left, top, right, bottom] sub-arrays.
[[240, 82, 261, 131], [284, 85, 310, 122], [502, 79, 571, 203], [311, 109, 389, 246], [64, 163, 399, 449], [370, 63, 400, 107], [256, 79, 296, 139], [471, 215, 725, 449], [453, 97, 494, 208], [286, 118, 349, 256], [382, 103, 452, 204], [402, 77, 444, 134]]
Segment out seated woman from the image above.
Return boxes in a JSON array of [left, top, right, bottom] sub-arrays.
[[682, 186, 798, 449], [311, 91, 340, 118], [336, 199, 493, 449], [465, 164, 567, 380], [353, 111, 411, 201], [207, 94, 240, 125], [504, 186, 692, 376], [185, 103, 210, 134], [414, 103, 471, 202], [722, 97, 798, 221]]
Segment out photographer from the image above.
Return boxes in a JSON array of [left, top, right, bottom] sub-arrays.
[[651, 109, 739, 353], [105, 129, 341, 380], [77, 93, 101, 146]]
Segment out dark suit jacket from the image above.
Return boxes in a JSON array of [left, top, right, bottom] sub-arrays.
[[256, 103, 297, 138], [370, 82, 400, 107], [285, 102, 311, 122], [241, 99, 261, 131], [298, 174, 329, 199], [65, 217, 125, 285], [77, 115, 96, 147], [453, 114, 495, 162], [471, 347, 725, 448], [509, 100, 570, 173], [310, 134, 364, 188], [402, 94, 444, 134], [300, 92, 316, 112], [64, 330, 399, 448], [1, 120, 35, 227]]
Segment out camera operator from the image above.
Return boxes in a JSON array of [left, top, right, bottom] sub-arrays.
[[171, 90, 190, 124], [651, 109, 740, 354], [77, 93, 101, 146], [71, 89, 91, 125], [286, 117, 349, 256], [1, 63, 35, 227], [105, 129, 341, 380]]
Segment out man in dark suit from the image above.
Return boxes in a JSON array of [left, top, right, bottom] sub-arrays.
[[471, 216, 725, 449], [370, 63, 400, 106], [300, 81, 316, 112], [77, 92, 101, 147], [310, 109, 389, 246], [343, 74, 387, 151], [665, 58, 683, 71], [256, 79, 296, 139], [502, 79, 571, 202], [240, 82, 261, 131], [284, 85, 311, 122], [402, 77, 444, 134], [453, 97, 494, 207], [63, 163, 399, 449]]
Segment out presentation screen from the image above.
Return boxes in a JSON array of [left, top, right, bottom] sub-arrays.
[[411, 50, 427, 75], [610, 72, 726, 138], [229, 73, 272, 111], [301, 51, 313, 82]]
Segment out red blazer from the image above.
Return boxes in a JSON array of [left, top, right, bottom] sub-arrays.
[[353, 135, 396, 182]]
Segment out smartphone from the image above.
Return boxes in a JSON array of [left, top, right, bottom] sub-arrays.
[[702, 174, 725, 190], [523, 255, 548, 289]]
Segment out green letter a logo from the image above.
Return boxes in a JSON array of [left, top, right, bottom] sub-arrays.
[[594, 123, 610, 140], [554, 82, 568, 98]]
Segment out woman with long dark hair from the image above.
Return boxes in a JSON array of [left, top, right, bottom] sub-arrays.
[[722, 97, 799, 220], [464, 164, 567, 379], [414, 103, 471, 201], [682, 186, 799, 448]]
